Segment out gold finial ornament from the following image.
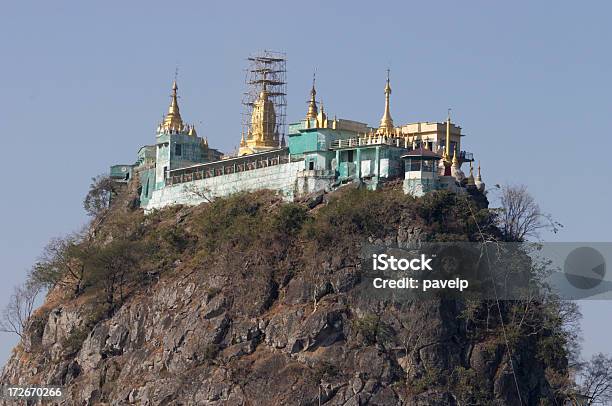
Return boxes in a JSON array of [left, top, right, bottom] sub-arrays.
[[452, 147, 459, 167], [306, 73, 318, 120], [476, 162, 482, 181], [378, 69, 394, 135], [161, 80, 184, 132]]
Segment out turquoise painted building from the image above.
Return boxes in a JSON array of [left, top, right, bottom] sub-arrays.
[[111, 75, 485, 212], [287, 115, 407, 190]]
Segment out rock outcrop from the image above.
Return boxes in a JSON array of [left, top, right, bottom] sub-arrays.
[[1, 188, 568, 405]]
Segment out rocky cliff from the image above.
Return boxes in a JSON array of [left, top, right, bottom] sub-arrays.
[[1, 185, 571, 405]]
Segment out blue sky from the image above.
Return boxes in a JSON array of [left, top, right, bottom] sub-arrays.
[[1, 1, 610, 364]]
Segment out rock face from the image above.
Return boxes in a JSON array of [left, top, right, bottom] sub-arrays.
[[1, 189, 565, 405]]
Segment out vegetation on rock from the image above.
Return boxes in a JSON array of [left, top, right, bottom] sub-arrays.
[[0, 183, 596, 405]]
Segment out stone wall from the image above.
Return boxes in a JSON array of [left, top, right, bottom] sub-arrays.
[[295, 170, 337, 196], [144, 161, 304, 211]]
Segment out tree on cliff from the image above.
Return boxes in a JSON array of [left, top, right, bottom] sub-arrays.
[[30, 233, 93, 295], [84, 239, 145, 311], [577, 353, 612, 405], [0, 281, 40, 338], [83, 175, 117, 217], [497, 184, 562, 241]]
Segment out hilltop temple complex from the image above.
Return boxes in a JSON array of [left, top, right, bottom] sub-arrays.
[[110, 55, 485, 212]]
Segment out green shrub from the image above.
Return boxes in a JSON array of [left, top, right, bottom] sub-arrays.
[[274, 203, 309, 235], [62, 326, 90, 355], [352, 313, 392, 346], [450, 366, 489, 403], [412, 367, 441, 394], [194, 192, 272, 253]]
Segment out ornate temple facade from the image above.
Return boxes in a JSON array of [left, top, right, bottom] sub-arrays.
[[110, 71, 485, 212]]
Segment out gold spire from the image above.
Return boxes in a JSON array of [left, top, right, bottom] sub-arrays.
[[378, 69, 394, 135], [251, 82, 276, 142], [306, 73, 318, 120], [452, 147, 459, 167], [188, 124, 197, 136], [161, 80, 184, 132], [444, 109, 452, 163], [475, 161, 485, 191], [316, 101, 327, 128], [239, 81, 278, 155], [467, 161, 475, 185]]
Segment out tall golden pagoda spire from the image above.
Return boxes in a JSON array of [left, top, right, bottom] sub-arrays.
[[239, 80, 278, 155], [161, 80, 184, 132], [250, 81, 276, 142], [443, 109, 452, 163], [378, 69, 394, 135], [306, 73, 318, 120]]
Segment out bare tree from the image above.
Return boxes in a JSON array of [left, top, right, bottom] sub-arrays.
[[497, 184, 562, 241], [577, 353, 612, 405], [0, 281, 41, 338], [183, 183, 213, 203]]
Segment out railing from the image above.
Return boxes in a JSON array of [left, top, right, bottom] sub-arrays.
[[330, 136, 407, 149], [330, 136, 474, 161], [166, 153, 293, 186], [460, 151, 474, 161]]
